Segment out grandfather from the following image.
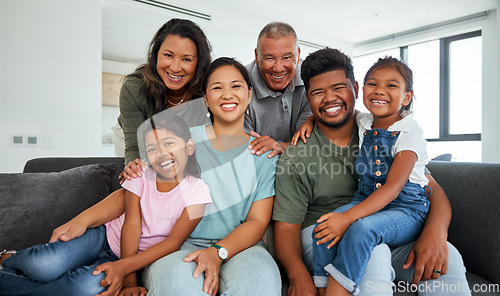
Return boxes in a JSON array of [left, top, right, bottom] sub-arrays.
[[245, 22, 312, 158]]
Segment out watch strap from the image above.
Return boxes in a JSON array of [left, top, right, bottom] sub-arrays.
[[211, 244, 227, 263]]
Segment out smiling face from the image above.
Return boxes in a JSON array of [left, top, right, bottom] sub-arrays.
[[204, 65, 252, 126], [255, 35, 300, 92], [145, 128, 194, 183], [307, 70, 358, 129], [363, 66, 412, 123], [156, 34, 198, 93]]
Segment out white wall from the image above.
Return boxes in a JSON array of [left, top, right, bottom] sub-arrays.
[[101, 59, 139, 157], [1, 0, 102, 172], [353, 8, 500, 163]]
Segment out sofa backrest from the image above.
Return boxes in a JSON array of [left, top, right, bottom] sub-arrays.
[[23, 157, 125, 192], [19, 158, 500, 284], [427, 161, 500, 284]]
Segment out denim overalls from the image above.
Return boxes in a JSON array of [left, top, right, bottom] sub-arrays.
[[312, 128, 430, 294]]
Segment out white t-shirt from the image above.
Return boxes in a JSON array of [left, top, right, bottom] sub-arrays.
[[356, 112, 428, 187]]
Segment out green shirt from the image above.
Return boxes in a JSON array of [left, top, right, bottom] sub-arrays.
[[117, 76, 156, 165], [273, 124, 359, 229]]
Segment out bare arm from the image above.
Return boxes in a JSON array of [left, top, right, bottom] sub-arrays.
[[93, 195, 206, 296], [274, 221, 318, 296], [50, 188, 126, 242], [119, 190, 143, 288], [314, 151, 417, 247]]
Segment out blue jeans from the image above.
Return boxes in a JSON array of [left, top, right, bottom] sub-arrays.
[[0, 225, 118, 296], [301, 225, 470, 296], [142, 238, 281, 295], [312, 201, 425, 294]]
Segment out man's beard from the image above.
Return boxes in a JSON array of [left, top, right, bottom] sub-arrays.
[[316, 111, 353, 129]]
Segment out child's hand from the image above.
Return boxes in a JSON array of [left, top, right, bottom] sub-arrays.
[[118, 286, 148, 296], [184, 247, 221, 296], [291, 116, 314, 145], [119, 158, 146, 184], [49, 220, 86, 243], [313, 212, 354, 249], [93, 261, 127, 296], [248, 131, 284, 158]]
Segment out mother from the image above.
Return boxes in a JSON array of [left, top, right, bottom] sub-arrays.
[[117, 18, 211, 166], [52, 58, 282, 295]]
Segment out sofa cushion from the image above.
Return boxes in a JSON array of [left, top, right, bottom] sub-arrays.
[[23, 157, 125, 192], [0, 164, 115, 250]]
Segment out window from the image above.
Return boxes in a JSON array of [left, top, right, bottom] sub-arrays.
[[353, 31, 482, 162], [447, 32, 482, 136]]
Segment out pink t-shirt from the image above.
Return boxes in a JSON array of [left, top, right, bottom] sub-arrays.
[[105, 168, 212, 258]]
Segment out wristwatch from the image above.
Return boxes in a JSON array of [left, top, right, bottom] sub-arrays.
[[211, 244, 228, 263]]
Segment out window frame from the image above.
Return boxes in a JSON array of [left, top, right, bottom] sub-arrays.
[[400, 30, 482, 142]]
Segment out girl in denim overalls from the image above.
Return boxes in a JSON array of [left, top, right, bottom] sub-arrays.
[[312, 57, 431, 296]]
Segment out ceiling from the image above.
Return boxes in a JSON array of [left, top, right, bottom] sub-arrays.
[[102, 0, 498, 64]]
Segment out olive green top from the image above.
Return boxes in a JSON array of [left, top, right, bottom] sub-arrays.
[[118, 76, 209, 164], [273, 124, 359, 229]]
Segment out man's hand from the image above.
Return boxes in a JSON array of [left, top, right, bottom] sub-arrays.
[[403, 229, 449, 285], [248, 131, 285, 158], [49, 220, 87, 243], [287, 270, 319, 296]]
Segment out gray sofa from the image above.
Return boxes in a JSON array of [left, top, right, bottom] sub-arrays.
[[0, 157, 498, 295]]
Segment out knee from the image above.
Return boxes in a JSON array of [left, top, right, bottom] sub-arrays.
[[58, 266, 106, 296], [443, 242, 467, 276], [364, 244, 394, 278], [143, 250, 203, 294], [349, 219, 377, 236], [358, 244, 395, 295], [22, 252, 70, 282], [341, 219, 379, 246], [221, 246, 281, 294]]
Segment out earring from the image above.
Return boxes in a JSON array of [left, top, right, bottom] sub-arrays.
[[246, 109, 249, 116], [206, 112, 210, 118]]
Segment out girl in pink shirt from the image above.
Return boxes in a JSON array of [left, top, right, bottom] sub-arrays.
[[0, 115, 212, 296]]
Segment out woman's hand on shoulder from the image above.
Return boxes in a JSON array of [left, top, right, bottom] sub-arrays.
[[183, 247, 222, 296], [119, 158, 146, 184]]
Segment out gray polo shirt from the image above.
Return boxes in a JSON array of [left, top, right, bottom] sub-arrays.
[[244, 61, 312, 143]]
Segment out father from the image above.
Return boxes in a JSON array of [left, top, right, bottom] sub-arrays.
[[245, 22, 312, 158], [272, 48, 470, 296]]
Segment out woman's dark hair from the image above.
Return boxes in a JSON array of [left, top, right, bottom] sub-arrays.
[[301, 48, 355, 92], [201, 57, 252, 124], [128, 18, 212, 112], [138, 114, 200, 178], [363, 56, 414, 114]]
